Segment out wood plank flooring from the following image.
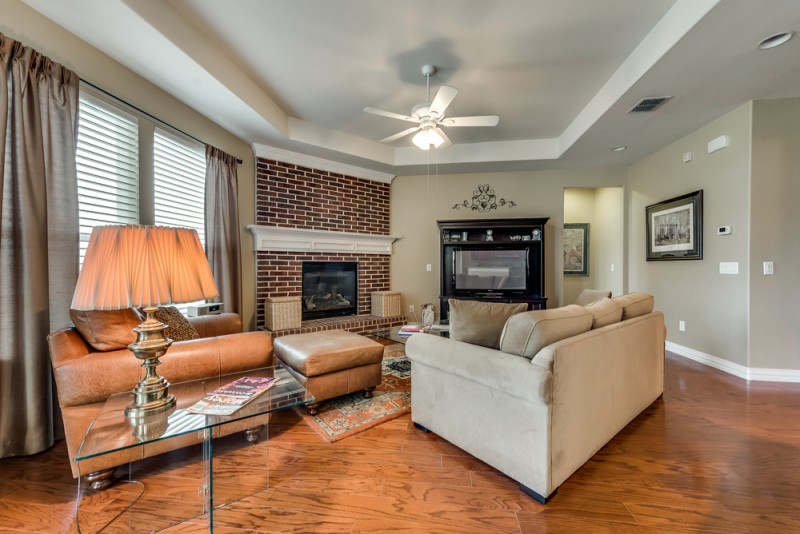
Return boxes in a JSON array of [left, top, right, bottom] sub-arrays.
[[1, 350, 799, 533]]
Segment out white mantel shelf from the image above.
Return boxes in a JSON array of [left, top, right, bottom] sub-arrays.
[[247, 225, 399, 255]]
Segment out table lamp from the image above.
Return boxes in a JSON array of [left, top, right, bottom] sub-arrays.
[[71, 225, 219, 418]]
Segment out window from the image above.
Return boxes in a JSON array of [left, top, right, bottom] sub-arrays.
[[76, 93, 139, 264], [76, 90, 208, 314], [154, 128, 207, 313], [154, 128, 206, 246]]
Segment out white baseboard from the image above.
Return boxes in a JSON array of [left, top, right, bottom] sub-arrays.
[[666, 341, 800, 383]]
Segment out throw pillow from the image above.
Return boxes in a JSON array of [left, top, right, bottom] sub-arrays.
[[499, 305, 593, 359], [448, 300, 528, 349], [613, 292, 654, 320], [69, 308, 142, 351], [153, 306, 200, 342], [584, 297, 623, 329]]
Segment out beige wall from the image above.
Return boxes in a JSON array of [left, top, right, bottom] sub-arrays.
[[390, 168, 626, 320], [750, 99, 800, 370], [2, 1, 259, 330], [593, 187, 625, 298], [563, 187, 624, 303], [627, 102, 752, 366]]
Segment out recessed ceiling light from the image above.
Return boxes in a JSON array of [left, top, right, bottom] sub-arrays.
[[758, 32, 794, 50], [611, 145, 627, 152]]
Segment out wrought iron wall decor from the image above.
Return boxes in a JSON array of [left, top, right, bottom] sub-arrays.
[[452, 184, 517, 212]]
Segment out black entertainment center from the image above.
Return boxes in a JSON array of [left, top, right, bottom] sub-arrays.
[[438, 217, 549, 322]]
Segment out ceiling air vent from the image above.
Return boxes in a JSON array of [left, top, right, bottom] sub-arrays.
[[628, 96, 672, 113]]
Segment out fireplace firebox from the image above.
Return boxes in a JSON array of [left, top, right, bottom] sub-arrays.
[[301, 261, 358, 320]]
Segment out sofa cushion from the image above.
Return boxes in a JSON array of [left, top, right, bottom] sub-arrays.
[[69, 308, 142, 351], [448, 300, 528, 349], [499, 305, 593, 359], [584, 297, 623, 329], [154, 306, 200, 342], [574, 289, 612, 306], [614, 292, 654, 320]]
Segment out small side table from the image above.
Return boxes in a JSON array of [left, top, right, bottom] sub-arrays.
[[74, 364, 314, 533]]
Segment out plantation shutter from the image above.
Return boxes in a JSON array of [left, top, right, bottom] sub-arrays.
[[153, 127, 206, 248], [76, 93, 140, 265], [154, 127, 208, 313]]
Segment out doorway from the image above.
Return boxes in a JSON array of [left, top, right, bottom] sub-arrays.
[[562, 187, 624, 304]]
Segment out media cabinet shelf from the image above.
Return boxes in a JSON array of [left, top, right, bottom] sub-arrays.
[[438, 218, 549, 322]]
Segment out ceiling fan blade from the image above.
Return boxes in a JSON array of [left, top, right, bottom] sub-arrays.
[[442, 115, 500, 127], [364, 107, 418, 122], [379, 126, 420, 144], [429, 86, 458, 116]]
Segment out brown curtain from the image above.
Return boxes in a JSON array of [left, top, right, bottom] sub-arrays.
[[205, 146, 241, 314], [0, 34, 80, 457]]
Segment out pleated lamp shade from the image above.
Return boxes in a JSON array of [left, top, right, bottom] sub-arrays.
[[72, 225, 219, 310]]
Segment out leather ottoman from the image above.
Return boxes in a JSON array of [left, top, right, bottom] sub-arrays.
[[274, 330, 384, 415]]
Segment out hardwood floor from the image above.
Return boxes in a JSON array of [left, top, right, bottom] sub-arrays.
[[1, 351, 799, 533]]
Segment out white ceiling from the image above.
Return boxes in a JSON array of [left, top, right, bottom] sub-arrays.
[[24, 0, 800, 176]]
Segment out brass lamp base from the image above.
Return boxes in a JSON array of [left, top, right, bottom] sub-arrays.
[[124, 306, 177, 418], [127, 404, 177, 441]]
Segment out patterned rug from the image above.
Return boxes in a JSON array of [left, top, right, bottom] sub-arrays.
[[293, 343, 410, 443]]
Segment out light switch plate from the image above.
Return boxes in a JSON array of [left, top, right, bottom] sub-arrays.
[[763, 261, 774, 275], [719, 262, 739, 274]]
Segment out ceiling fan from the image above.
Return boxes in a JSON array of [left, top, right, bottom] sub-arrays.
[[363, 64, 499, 150]]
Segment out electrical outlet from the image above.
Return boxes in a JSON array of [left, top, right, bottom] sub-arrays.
[[409, 305, 415, 314], [426, 264, 432, 272], [679, 320, 686, 332]]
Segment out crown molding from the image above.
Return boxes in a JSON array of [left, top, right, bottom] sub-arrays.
[[252, 144, 395, 183], [247, 225, 398, 255]]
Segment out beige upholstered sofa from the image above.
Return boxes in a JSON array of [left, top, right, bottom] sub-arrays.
[[406, 293, 665, 503], [48, 310, 273, 488]]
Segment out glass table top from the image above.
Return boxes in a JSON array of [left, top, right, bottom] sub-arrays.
[[367, 324, 449, 344], [76, 364, 313, 462]]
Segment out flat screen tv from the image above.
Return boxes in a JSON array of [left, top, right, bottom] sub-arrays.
[[450, 247, 529, 294]]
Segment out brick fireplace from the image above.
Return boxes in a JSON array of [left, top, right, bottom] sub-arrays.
[[252, 156, 396, 331]]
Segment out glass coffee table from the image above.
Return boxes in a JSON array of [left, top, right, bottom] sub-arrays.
[[367, 324, 449, 344], [74, 364, 314, 533]]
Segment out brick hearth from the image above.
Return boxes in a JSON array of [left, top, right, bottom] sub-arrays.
[[255, 158, 397, 331], [262, 314, 406, 338]]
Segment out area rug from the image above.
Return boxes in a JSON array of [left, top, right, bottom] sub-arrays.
[[294, 343, 410, 443]]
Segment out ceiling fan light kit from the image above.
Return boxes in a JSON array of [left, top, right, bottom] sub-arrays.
[[412, 128, 445, 150], [364, 64, 499, 150]]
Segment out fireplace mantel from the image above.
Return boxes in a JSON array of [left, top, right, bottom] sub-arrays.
[[247, 225, 398, 255]]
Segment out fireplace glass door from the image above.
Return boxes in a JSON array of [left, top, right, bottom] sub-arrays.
[[301, 261, 358, 320]]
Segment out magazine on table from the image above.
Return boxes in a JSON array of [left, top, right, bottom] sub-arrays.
[[397, 324, 426, 336], [187, 376, 280, 416]]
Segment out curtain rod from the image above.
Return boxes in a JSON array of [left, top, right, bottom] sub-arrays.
[[80, 79, 244, 165]]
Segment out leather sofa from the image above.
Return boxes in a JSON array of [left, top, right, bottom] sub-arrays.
[[406, 293, 665, 503], [47, 311, 273, 488]]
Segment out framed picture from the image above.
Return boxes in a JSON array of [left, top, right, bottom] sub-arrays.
[[646, 190, 703, 261], [563, 223, 589, 276]]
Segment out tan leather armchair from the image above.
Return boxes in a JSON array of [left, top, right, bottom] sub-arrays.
[[47, 312, 273, 488]]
